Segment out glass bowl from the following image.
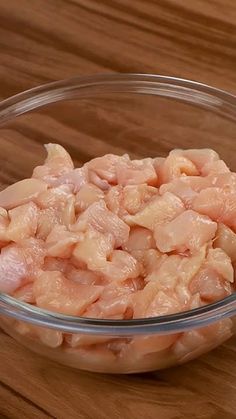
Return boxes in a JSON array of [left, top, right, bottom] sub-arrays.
[[0, 73, 235, 374]]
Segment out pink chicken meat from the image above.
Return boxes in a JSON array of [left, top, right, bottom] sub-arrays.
[[0, 144, 235, 370]]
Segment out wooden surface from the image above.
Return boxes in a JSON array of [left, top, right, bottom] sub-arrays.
[[0, 1, 236, 418]]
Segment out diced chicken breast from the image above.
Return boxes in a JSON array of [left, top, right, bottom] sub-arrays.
[[116, 158, 158, 186], [73, 229, 114, 270], [13, 283, 35, 303], [0, 238, 45, 294], [189, 267, 232, 302], [125, 192, 185, 230], [122, 227, 155, 252], [0, 245, 29, 294], [122, 184, 158, 215], [98, 250, 140, 282], [46, 225, 82, 258], [7, 202, 39, 242], [207, 248, 234, 283], [33, 270, 103, 315], [85, 282, 135, 319], [0, 178, 47, 210], [86, 154, 129, 184], [35, 185, 72, 209], [214, 223, 236, 262], [73, 200, 129, 247], [132, 279, 181, 318], [159, 179, 198, 208], [43, 257, 68, 273], [201, 160, 230, 177], [170, 149, 219, 171], [154, 210, 217, 253], [0, 208, 9, 246], [193, 188, 236, 228], [75, 183, 104, 212], [210, 172, 236, 192], [156, 153, 199, 184], [37, 207, 62, 240], [65, 266, 101, 285], [52, 167, 89, 192], [33, 143, 74, 184], [105, 185, 123, 215], [15, 321, 63, 348]]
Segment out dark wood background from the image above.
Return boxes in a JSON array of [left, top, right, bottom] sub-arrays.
[[0, 1, 236, 418]]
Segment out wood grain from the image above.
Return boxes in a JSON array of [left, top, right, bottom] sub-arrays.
[[0, 1, 236, 418]]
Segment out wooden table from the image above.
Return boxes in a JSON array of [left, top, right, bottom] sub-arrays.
[[0, 1, 236, 418]]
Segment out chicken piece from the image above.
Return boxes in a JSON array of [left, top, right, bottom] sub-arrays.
[[66, 334, 110, 348], [193, 188, 236, 229], [7, 202, 39, 242], [214, 223, 236, 262], [52, 167, 89, 192], [0, 238, 45, 294], [72, 200, 129, 247], [201, 160, 230, 176], [154, 210, 217, 253], [0, 208, 9, 246], [159, 179, 198, 208], [125, 192, 185, 231], [116, 158, 158, 186], [105, 185, 123, 215], [145, 290, 182, 318], [65, 265, 101, 285], [0, 245, 28, 293], [105, 184, 157, 218], [132, 279, 181, 318], [189, 267, 232, 302], [129, 249, 163, 277], [147, 247, 206, 289], [145, 255, 181, 287], [122, 184, 158, 215], [173, 318, 233, 363], [34, 270, 103, 315], [37, 207, 62, 240], [84, 281, 136, 319], [33, 143, 74, 184], [46, 225, 82, 258], [98, 250, 140, 282], [75, 183, 104, 212], [0, 178, 47, 210], [127, 333, 179, 357], [156, 153, 199, 184], [15, 322, 63, 348], [35, 185, 72, 209], [170, 149, 219, 171], [21, 237, 45, 263], [210, 172, 236, 192], [207, 248, 234, 283], [62, 196, 76, 227], [13, 283, 35, 303], [86, 154, 129, 184], [122, 227, 155, 252], [73, 229, 114, 270], [43, 257, 68, 273]]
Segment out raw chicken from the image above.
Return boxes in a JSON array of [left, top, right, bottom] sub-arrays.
[[0, 144, 235, 373], [125, 192, 185, 230], [72, 200, 129, 247], [33, 143, 74, 184], [0, 178, 47, 210], [8, 202, 38, 242], [33, 270, 103, 315], [154, 210, 217, 253]]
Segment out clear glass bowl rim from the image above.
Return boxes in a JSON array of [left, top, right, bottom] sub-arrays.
[[0, 73, 236, 336]]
